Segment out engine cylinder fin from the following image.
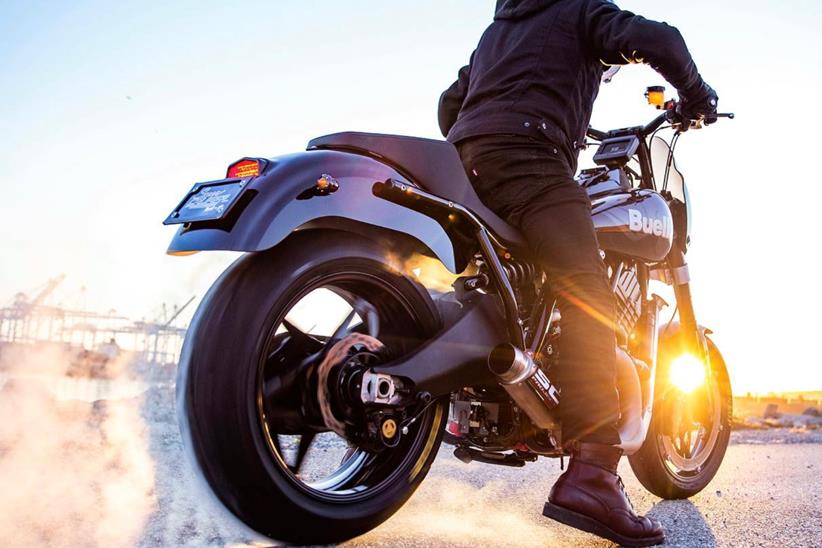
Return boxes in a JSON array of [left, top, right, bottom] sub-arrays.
[[613, 263, 643, 339]]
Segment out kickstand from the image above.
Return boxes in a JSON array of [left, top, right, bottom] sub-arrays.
[[560, 456, 565, 471]]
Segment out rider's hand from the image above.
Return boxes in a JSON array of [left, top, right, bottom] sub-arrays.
[[678, 84, 719, 127]]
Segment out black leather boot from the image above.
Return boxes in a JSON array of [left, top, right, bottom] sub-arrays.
[[543, 443, 665, 547]]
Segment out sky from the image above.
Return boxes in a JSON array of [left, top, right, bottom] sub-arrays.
[[1, 0, 821, 394]]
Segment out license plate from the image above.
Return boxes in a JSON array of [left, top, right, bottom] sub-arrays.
[[164, 179, 246, 225]]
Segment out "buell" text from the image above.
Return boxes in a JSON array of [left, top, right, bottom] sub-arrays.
[[628, 209, 673, 238]]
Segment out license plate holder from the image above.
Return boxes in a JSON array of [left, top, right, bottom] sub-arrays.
[[164, 178, 247, 225]]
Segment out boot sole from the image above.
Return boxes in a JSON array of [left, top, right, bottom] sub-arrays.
[[543, 502, 665, 547]]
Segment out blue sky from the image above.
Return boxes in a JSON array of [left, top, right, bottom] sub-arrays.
[[1, 0, 821, 392]]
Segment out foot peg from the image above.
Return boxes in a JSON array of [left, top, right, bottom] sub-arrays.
[[488, 344, 560, 429], [453, 445, 535, 468]]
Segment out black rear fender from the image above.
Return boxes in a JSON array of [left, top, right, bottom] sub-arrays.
[[167, 149, 466, 272]]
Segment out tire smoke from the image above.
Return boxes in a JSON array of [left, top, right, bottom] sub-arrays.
[[0, 344, 155, 547], [349, 472, 561, 547]]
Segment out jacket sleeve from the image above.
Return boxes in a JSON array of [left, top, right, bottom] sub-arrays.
[[583, 0, 709, 101], [438, 52, 474, 137]]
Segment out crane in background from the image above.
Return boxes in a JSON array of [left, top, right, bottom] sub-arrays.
[[1, 275, 193, 366]]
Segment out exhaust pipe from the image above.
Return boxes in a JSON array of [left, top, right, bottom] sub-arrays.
[[488, 344, 560, 429]]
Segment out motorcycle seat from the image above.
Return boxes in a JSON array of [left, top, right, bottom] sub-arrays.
[[308, 132, 527, 251]]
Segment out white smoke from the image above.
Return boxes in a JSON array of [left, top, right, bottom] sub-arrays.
[[0, 344, 156, 547], [352, 471, 564, 547]]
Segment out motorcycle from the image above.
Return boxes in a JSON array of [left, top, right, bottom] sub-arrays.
[[164, 89, 734, 544]]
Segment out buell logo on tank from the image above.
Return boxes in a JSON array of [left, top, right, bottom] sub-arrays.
[[628, 209, 673, 238]]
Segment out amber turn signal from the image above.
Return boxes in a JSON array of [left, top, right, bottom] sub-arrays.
[[316, 174, 339, 194]]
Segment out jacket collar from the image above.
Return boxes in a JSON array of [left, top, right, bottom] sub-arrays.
[[495, 0, 560, 20]]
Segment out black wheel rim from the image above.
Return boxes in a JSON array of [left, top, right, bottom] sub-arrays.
[[255, 270, 440, 502]]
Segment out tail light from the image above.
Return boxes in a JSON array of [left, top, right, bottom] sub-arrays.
[[227, 158, 262, 179]]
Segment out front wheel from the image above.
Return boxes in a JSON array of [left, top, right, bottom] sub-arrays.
[[628, 333, 732, 499], [177, 231, 446, 544]]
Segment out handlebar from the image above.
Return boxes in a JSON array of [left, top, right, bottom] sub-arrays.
[[587, 102, 735, 142], [587, 127, 609, 141], [643, 111, 673, 136]]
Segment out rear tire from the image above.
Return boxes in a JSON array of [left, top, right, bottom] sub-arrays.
[[177, 231, 446, 544], [628, 335, 732, 499]]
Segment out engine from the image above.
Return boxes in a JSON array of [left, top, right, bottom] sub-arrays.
[[447, 388, 512, 449], [612, 262, 643, 342], [444, 259, 643, 463], [446, 387, 561, 461]]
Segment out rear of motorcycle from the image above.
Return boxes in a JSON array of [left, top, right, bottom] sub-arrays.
[[164, 156, 468, 543]]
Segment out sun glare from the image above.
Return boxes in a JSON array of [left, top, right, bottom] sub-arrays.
[[669, 354, 706, 393]]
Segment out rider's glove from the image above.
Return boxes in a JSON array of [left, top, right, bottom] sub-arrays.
[[678, 83, 719, 127]]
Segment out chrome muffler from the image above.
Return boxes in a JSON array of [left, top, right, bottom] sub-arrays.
[[488, 344, 560, 429]]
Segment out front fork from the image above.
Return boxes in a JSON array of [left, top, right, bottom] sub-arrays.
[[667, 249, 706, 357], [663, 249, 715, 435]]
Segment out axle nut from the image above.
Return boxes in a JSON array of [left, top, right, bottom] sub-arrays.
[[381, 418, 398, 439]]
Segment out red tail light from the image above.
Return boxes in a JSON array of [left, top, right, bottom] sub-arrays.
[[227, 159, 261, 179]]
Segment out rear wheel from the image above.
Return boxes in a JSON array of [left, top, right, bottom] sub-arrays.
[[177, 231, 446, 544], [628, 334, 732, 499]]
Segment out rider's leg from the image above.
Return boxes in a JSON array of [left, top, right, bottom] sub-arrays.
[[457, 135, 619, 443], [515, 175, 665, 546], [514, 184, 620, 444], [457, 135, 664, 545]]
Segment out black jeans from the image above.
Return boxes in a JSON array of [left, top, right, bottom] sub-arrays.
[[457, 134, 620, 445]]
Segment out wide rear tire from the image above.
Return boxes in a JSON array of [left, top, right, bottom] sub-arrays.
[[177, 231, 446, 544]]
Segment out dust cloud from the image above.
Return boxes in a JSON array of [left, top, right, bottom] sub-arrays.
[[357, 474, 562, 547], [0, 344, 156, 547]]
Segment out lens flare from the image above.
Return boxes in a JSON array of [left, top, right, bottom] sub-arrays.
[[669, 354, 706, 393]]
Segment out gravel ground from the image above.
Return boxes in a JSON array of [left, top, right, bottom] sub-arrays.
[[346, 444, 822, 548], [2, 368, 819, 548], [132, 381, 822, 548]]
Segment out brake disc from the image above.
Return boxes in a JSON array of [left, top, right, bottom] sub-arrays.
[[316, 333, 384, 437]]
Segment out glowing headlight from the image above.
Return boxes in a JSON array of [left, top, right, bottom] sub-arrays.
[[669, 354, 706, 393]]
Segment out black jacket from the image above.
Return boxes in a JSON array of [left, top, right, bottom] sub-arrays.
[[439, 0, 711, 172]]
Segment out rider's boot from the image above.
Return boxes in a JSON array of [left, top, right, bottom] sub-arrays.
[[542, 442, 665, 547]]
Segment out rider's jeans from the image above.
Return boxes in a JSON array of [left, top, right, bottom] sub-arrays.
[[457, 134, 621, 446]]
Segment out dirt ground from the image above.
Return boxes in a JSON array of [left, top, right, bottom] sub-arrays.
[[1, 358, 821, 547]]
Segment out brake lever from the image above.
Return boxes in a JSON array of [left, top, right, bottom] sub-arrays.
[[676, 111, 736, 132]]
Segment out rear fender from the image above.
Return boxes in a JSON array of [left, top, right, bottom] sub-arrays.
[[167, 150, 466, 272]]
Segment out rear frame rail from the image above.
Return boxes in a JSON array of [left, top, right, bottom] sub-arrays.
[[373, 178, 526, 348]]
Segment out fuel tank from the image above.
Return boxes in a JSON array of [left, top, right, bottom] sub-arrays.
[[590, 189, 674, 262]]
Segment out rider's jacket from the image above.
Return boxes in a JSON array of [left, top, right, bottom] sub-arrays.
[[439, 0, 710, 172]]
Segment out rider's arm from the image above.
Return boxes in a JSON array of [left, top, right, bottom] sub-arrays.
[[438, 51, 474, 137], [582, 0, 711, 102]]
